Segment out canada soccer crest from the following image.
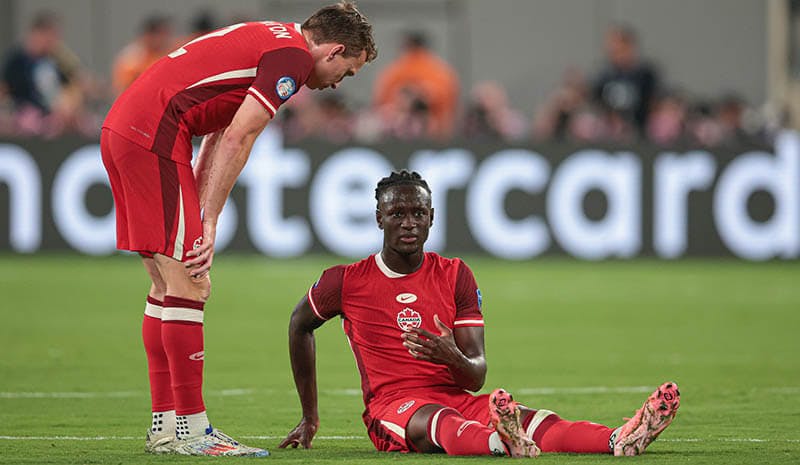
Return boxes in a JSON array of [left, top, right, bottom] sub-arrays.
[[396, 308, 421, 331]]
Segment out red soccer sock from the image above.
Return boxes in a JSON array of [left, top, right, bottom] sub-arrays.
[[429, 408, 506, 456], [161, 296, 206, 416], [524, 411, 614, 454], [142, 296, 174, 412]]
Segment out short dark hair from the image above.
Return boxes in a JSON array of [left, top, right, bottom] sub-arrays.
[[141, 15, 171, 35], [302, 1, 377, 62], [30, 11, 60, 32], [375, 170, 431, 207]]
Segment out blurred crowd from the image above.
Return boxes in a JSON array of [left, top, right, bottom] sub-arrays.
[[0, 11, 788, 146]]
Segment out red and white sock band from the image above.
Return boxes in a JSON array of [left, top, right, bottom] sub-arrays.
[[144, 296, 164, 319], [161, 296, 204, 324]]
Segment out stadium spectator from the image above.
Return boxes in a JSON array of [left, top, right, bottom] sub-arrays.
[[174, 10, 218, 49], [592, 24, 659, 136], [1, 11, 93, 136], [373, 31, 459, 140], [280, 170, 680, 457], [100, 1, 376, 456], [462, 80, 527, 141], [646, 90, 689, 146], [531, 68, 590, 141], [112, 15, 173, 95]]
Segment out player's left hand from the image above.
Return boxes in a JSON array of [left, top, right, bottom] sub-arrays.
[[402, 314, 461, 365], [279, 417, 319, 449], [185, 219, 216, 278]]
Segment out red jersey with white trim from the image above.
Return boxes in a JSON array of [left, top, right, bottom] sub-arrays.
[[308, 252, 484, 407], [103, 21, 312, 165]]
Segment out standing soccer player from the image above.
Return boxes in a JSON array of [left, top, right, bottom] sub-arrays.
[[100, 2, 376, 456], [280, 170, 680, 457]]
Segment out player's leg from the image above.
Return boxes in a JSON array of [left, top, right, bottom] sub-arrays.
[[405, 403, 524, 456], [101, 129, 175, 453], [140, 254, 177, 453], [150, 160, 267, 457], [512, 381, 680, 455], [517, 404, 614, 453]]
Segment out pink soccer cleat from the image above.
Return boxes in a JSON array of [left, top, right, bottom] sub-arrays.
[[613, 381, 680, 456], [489, 389, 541, 458]]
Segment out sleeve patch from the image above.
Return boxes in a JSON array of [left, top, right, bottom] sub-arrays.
[[276, 76, 296, 100]]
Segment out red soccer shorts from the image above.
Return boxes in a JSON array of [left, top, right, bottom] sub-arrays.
[[101, 128, 201, 261], [362, 387, 492, 453]]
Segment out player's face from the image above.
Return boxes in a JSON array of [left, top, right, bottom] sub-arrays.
[[307, 46, 367, 90], [377, 185, 434, 256]]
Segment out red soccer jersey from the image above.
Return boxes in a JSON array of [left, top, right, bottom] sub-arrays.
[[308, 252, 485, 407], [103, 21, 312, 165]]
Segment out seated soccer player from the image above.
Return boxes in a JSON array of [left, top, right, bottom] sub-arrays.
[[279, 170, 680, 457]]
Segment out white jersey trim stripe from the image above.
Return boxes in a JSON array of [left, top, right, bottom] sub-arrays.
[[186, 67, 257, 89], [172, 186, 185, 261], [144, 302, 163, 319], [162, 307, 204, 323], [454, 319, 484, 326], [307, 287, 328, 321], [379, 420, 406, 440], [247, 87, 277, 115]]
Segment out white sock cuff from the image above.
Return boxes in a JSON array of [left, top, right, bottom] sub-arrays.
[[525, 409, 555, 440], [429, 408, 448, 448], [144, 302, 163, 319], [162, 307, 204, 323]]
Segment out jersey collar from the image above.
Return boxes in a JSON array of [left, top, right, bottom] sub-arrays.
[[374, 252, 408, 278]]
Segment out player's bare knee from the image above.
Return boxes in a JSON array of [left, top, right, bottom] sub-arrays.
[[192, 275, 211, 302]]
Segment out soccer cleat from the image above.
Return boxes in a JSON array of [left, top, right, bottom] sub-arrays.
[[144, 429, 177, 454], [171, 426, 270, 457], [489, 389, 541, 458], [613, 381, 680, 456]]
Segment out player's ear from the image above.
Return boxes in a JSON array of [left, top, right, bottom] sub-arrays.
[[430, 207, 434, 226], [328, 43, 346, 60], [376, 209, 384, 229]]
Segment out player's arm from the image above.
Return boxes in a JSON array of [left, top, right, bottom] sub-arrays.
[[280, 294, 326, 449], [185, 95, 271, 276], [193, 129, 224, 209], [402, 315, 487, 392]]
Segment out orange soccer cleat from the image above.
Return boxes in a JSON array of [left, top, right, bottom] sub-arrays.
[[613, 381, 680, 456], [489, 389, 541, 458]]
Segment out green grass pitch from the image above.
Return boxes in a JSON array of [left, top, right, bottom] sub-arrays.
[[1, 255, 798, 464]]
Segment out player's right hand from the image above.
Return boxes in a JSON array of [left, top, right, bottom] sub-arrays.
[[279, 418, 319, 449], [186, 220, 216, 278]]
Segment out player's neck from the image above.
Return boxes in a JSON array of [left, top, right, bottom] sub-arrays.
[[380, 249, 424, 275]]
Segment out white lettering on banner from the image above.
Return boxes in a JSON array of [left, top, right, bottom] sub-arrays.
[[548, 150, 641, 260], [408, 149, 475, 252], [653, 151, 716, 258], [466, 150, 550, 259], [51, 145, 116, 254], [240, 128, 311, 257], [0, 145, 41, 252], [4, 130, 800, 260], [713, 131, 800, 260], [309, 148, 390, 257]]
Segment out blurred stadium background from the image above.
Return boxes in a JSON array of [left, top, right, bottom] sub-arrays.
[[1, 1, 799, 464]]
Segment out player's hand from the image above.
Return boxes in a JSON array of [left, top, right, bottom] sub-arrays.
[[279, 417, 319, 449], [185, 220, 216, 278], [401, 314, 461, 365]]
